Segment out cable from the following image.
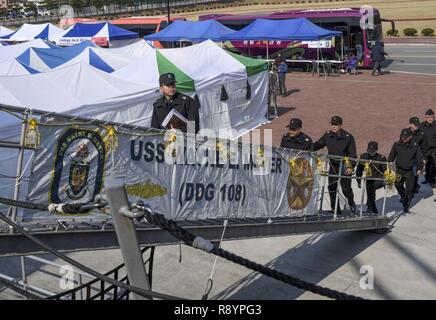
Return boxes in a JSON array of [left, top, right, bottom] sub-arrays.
[[202, 218, 228, 300], [0, 211, 185, 300]]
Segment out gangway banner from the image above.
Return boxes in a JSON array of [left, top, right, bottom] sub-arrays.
[[26, 124, 319, 221]]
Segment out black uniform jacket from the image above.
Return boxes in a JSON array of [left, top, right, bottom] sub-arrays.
[[410, 128, 427, 153], [280, 132, 314, 151], [421, 120, 436, 156], [388, 141, 424, 172], [314, 129, 357, 165], [151, 92, 200, 133], [356, 152, 387, 179]]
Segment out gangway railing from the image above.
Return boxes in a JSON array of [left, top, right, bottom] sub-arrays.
[[0, 104, 394, 299], [47, 246, 155, 300]]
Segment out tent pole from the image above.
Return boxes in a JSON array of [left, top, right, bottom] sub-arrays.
[[266, 40, 269, 61], [341, 35, 344, 60], [317, 43, 320, 77]]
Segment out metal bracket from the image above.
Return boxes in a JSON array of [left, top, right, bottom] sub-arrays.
[[105, 179, 151, 300]]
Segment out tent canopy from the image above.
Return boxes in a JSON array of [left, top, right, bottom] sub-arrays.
[[0, 26, 14, 38], [113, 40, 267, 91], [56, 22, 139, 46], [0, 58, 39, 76], [222, 18, 342, 41], [0, 39, 57, 62], [0, 62, 156, 116], [0, 23, 64, 42], [16, 39, 153, 73], [1, 41, 268, 140], [144, 20, 236, 42]]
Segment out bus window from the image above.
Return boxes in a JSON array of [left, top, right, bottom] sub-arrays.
[[367, 24, 383, 47]]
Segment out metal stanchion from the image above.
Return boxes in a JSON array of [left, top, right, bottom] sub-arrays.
[[360, 176, 366, 219], [382, 185, 388, 217], [318, 155, 328, 213], [8, 113, 28, 227], [334, 160, 343, 220], [21, 256, 28, 299]]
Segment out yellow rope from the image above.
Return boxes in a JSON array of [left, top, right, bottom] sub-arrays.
[[102, 125, 118, 152], [316, 156, 327, 176], [343, 156, 352, 170], [364, 161, 372, 177]]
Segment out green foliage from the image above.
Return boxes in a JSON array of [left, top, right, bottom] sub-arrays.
[[403, 27, 418, 36], [421, 28, 435, 36], [386, 29, 399, 37]]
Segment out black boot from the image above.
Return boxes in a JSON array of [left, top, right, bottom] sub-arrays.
[[401, 198, 410, 213]]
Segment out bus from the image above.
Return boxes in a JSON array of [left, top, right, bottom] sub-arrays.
[[199, 8, 385, 68], [109, 16, 186, 48]]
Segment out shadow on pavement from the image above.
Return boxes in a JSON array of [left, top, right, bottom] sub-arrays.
[[212, 230, 387, 300]]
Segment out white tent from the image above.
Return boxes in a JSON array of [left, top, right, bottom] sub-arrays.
[[0, 62, 158, 122], [0, 39, 55, 62], [53, 22, 139, 47], [18, 39, 154, 73], [1, 41, 268, 139], [0, 23, 64, 42], [0, 58, 39, 76], [113, 40, 269, 138], [0, 26, 14, 37]]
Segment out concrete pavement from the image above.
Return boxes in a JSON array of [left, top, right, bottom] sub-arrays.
[[384, 44, 436, 75]]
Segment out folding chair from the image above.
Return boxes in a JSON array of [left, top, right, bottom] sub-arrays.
[[312, 61, 326, 77]]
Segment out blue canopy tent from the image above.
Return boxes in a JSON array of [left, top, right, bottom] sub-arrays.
[[221, 18, 343, 60], [17, 41, 97, 69], [56, 22, 139, 46], [16, 40, 138, 73], [144, 20, 236, 42]]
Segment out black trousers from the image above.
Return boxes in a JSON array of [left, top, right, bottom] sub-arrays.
[[425, 150, 436, 183], [395, 170, 415, 203], [328, 165, 355, 211], [372, 61, 382, 75], [366, 180, 384, 211]]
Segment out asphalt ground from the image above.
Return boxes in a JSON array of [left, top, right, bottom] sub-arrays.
[[384, 44, 436, 75]]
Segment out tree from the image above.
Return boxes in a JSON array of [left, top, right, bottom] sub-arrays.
[[93, 0, 106, 14], [69, 0, 86, 15], [41, 0, 60, 19]]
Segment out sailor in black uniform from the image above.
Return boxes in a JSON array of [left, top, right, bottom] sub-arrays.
[[151, 73, 200, 133], [314, 116, 357, 214], [388, 128, 425, 213], [280, 118, 313, 151]]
